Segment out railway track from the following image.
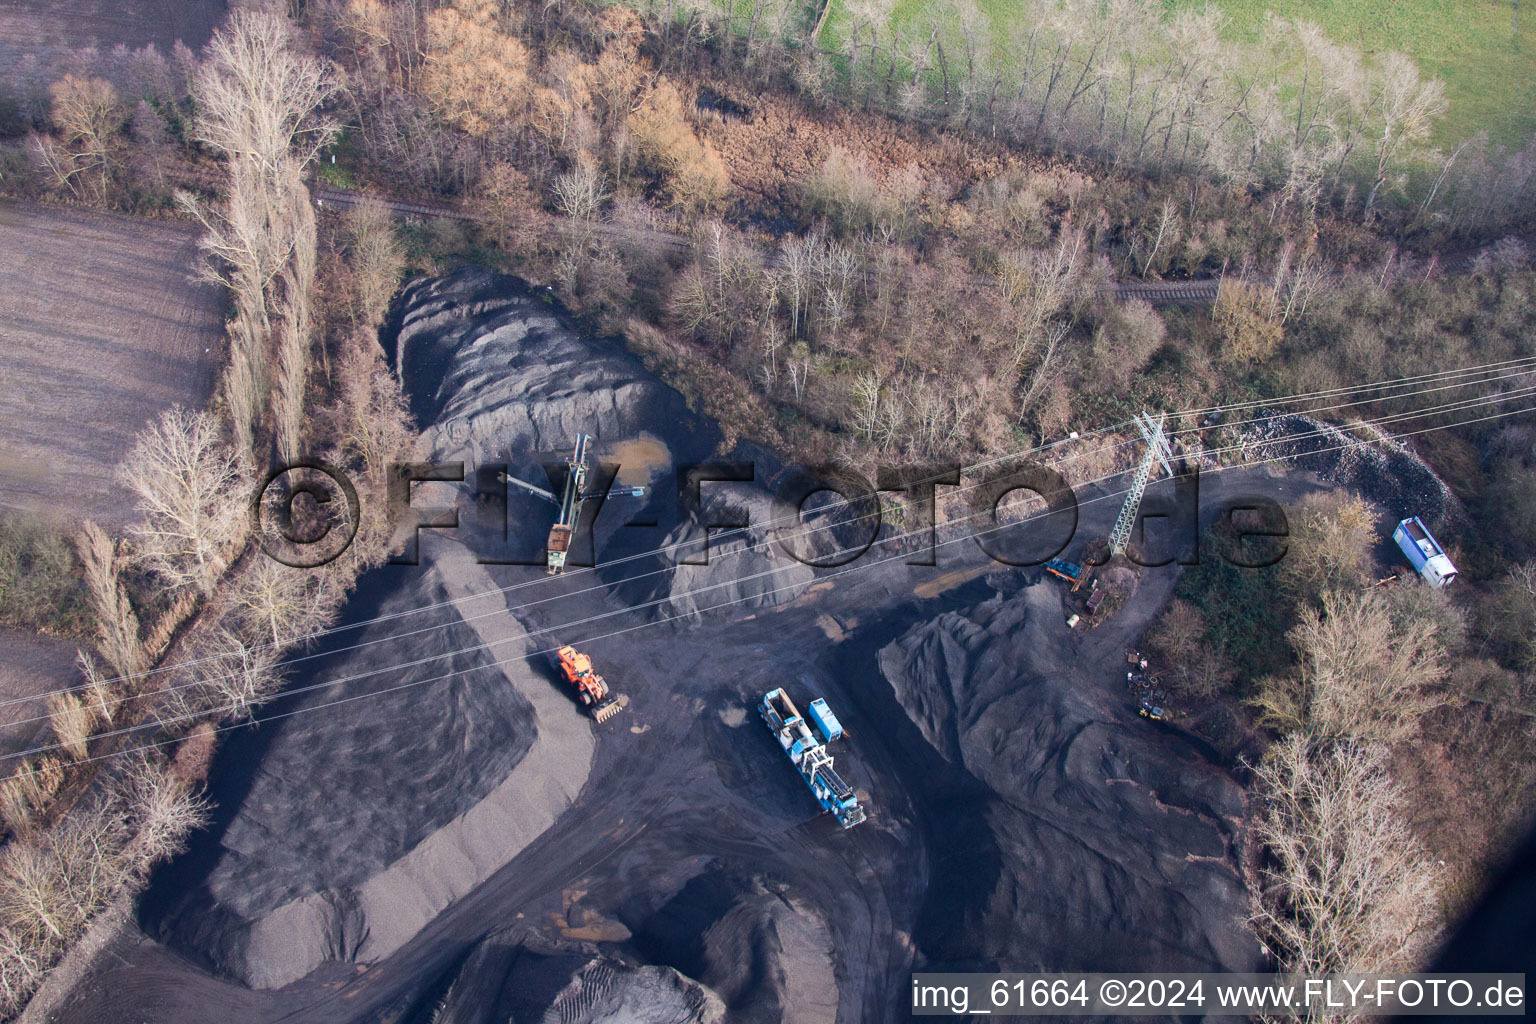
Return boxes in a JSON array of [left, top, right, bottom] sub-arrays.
[[1114, 280, 1222, 304]]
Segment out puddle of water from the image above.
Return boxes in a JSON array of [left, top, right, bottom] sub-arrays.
[[606, 432, 672, 487]]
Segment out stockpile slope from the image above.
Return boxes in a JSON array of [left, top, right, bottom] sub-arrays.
[[879, 581, 1261, 973], [146, 269, 714, 987]]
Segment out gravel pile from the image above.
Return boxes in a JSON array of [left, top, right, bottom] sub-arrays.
[[1233, 412, 1464, 527]]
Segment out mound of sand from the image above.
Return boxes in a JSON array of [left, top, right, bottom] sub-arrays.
[[143, 548, 596, 988], [395, 268, 705, 466], [626, 870, 837, 1024], [879, 581, 1259, 973]]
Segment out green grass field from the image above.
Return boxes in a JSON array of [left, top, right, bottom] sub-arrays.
[[1171, 0, 1536, 148], [811, 0, 1535, 149]]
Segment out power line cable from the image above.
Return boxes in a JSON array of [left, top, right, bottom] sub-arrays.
[[9, 390, 1531, 768], [37, 354, 1536, 705]]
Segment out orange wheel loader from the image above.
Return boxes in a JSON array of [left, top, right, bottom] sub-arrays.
[[555, 645, 624, 723]]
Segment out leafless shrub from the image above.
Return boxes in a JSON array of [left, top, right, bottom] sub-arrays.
[[628, 79, 729, 211], [119, 407, 247, 595], [343, 197, 406, 328], [1213, 278, 1284, 364], [74, 520, 144, 682], [45, 692, 94, 761], [74, 653, 117, 728], [331, 328, 416, 490], [1280, 493, 1379, 599]]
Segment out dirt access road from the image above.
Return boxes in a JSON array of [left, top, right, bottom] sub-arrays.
[[46, 462, 1323, 1024]]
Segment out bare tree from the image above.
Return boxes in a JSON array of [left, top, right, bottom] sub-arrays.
[[0, 798, 126, 951], [118, 756, 209, 877], [177, 158, 288, 455], [998, 228, 1087, 365], [0, 843, 72, 945], [1136, 197, 1180, 276], [228, 558, 322, 648], [272, 164, 318, 464], [1362, 53, 1447, 216], [36, 75, 120, 201], [1496, 560, 1536, 670], [1253, 588, 1449, 743], [421, 0, 529, 137], [183, 10, 336, 458], [1251, 735, 1440, 979], [120, 408, 247, 595], [850, 372, 883, 441], [191, 11, 338, 184], [551, 153, 612, 222], [0, 922, 47, 1012]]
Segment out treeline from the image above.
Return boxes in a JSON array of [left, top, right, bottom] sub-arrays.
[[10, 0, 1529, 469], [0, 14, 416, 1015]]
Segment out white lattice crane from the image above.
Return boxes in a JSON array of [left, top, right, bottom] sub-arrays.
[[1107, 411, 1173, 557]]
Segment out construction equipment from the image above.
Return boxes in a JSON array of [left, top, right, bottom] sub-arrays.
[[555, 645, 624, 723], [1393, 516, 1458, 588], [503, 433, 646, 575], [1044, 557, 1087, 588], [758, 688, 866, 829], [1137, 700, 1168, 721], [1107, 411, 1174, 558]]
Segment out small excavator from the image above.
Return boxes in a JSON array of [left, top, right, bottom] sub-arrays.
[[503, 434, 646, 575], [555, 645, 625, 723]]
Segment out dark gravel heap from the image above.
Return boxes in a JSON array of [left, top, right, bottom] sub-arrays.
[[878, 581, 1260, 973], [1237, 413, 1463, 528], [143, 572, 535, 987]]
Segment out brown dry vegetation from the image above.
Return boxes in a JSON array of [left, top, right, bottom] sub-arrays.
[[0, 12, 418, 1012]]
